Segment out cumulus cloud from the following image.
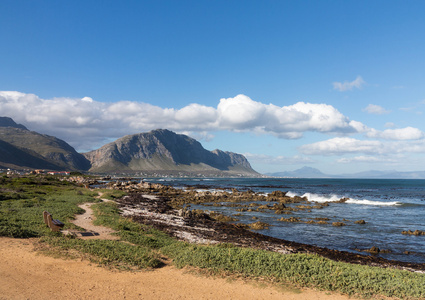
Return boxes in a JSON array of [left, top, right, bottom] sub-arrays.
[[300, 137, 383, 155], [243, 153, 315, 165], [366, 127, 424, 140], [0, 91, 367, 150], [218, 95, 363, 138], [363, 104, 391, 115], [333, 76, 366, 92], [81, 97, 93, 102], [337, 156, 398, 164], [300, 137, 425, 156]]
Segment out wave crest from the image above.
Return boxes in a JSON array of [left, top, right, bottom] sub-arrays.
[[290, 191, 402, 206]]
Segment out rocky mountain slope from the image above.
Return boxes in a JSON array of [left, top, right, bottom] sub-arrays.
[[0, 117, 257, 175], [0, 117, 90, 170], [83, 129, 257, 175]]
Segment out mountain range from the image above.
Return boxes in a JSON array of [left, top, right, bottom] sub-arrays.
[[3, 116, 424, 179], [0, 117, 257, 176], [266, 166, 425, 179]]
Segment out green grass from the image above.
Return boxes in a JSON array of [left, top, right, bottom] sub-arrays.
[[96, 189, 127, 200], [40, 236, 162, 269], [161, 243, 425, 299], [92, 201, 175, 249], [0, 175, 94, 237], [1, 175, 425, 299]]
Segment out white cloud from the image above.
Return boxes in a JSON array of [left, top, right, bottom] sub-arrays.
[[385, 122, 396, 128], [337, 156, 398, 164], [0, 91, 368, 150], [332, 76, 366, 92], [366, 127, 424, 140], [300, 137, 383, 155], [300, 137, 425, 156], [244, 153, 315, 165], [363, 104, 391, 115], [81, 97, 93, 103], [217, 95, 363, 137], [175, 103, 218, 125]]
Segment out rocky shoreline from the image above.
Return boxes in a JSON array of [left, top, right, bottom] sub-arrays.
[[96, 179, 425, 273]]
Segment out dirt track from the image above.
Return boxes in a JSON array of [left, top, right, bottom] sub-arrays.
[[0, 237, 351, 300]]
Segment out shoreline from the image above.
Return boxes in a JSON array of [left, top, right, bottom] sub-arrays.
[[115, 191, 425, 273]]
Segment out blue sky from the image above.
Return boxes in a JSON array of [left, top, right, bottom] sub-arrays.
[[1, 0, 425, 174]]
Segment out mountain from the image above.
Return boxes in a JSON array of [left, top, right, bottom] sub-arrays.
[[0, 117, 28, 130], [267, 166, 425, 179], [266, 167, 330, 178], [339, 170, 425, 179], [0, 117, 90, 171], [83, 129, 258, 175], [0, 139, 65, 170]]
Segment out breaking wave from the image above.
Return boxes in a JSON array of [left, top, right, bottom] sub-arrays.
[[288, 191, 402, 206]]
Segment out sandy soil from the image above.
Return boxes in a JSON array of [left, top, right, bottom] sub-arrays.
[[0, 237, 352, 300], [68, 201, 119, 240], [0, 199, 352, 300]]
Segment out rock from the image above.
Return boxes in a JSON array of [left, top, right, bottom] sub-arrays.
[[314, 217, 330, 221], [332, 222, 346, 227], [316, 220, 328, 225], [337, 197, 349, 203], [402, 229, 425, 236], [278, 217, 301, 222], [248, 221, 271, 230], [269, 191, 287, 197], [355, 220, 366, 224], [368, 246, 380, 254], [272, 203, 286, 210]]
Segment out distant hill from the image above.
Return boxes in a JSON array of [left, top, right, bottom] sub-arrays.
[[0, 117, 90, 171], [267, 166, 425, 179], [338, 170, 425, 179], [83, 129, 258, 175], [266, 167, 330, 178]]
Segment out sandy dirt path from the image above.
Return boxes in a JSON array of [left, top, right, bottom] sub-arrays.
[[0, 237, 352, 300], [69, 202, 119, 240]]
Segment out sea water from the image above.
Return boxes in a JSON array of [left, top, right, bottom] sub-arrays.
[[144, 177, 425, 264]]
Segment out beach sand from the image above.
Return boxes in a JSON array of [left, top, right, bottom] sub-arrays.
[[0, 237, 351, 300]]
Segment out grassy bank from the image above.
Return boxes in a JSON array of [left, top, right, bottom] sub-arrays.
[[1, 175, 424, 299]]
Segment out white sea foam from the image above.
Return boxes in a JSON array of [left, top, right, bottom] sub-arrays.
[[302, 192, 341, 203], [345, 199, 402, 206], [288, 191, 402, 206], [286, 191, 298, 198]]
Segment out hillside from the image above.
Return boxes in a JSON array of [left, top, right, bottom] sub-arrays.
[[0, 139, 63, 170], [0, 117, 257, 175], [0, 117, 90, 171], [267, 167, 330, 178], [83, 129, 258, 175]]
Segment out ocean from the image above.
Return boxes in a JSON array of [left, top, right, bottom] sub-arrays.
[[144, 177, 425, 264]]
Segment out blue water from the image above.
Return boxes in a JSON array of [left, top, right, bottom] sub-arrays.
[[145, 178, 425, 264]]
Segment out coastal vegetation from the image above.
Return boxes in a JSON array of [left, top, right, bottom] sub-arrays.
[[1, 175, 425, 299]]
